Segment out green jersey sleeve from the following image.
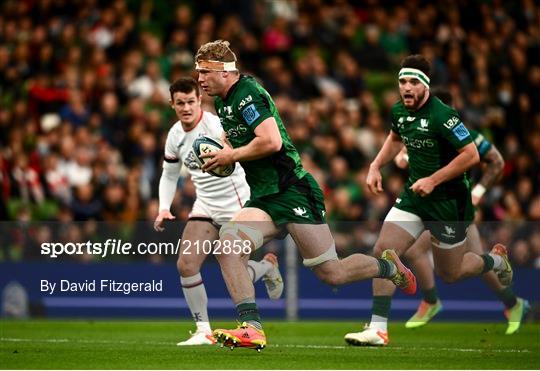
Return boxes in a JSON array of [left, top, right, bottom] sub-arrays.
[[238, 85, 273, 130], [435, 108, 473, 150], [390, 102, 401, 135]]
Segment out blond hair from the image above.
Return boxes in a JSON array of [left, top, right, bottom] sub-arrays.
[[195, 40, 237, 63]]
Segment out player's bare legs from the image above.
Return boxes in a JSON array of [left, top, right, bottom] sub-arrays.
[[371, 222, 418, 293], [458, 226, 526, 333], [213, 208, 416, 350], [286, 221, 416, 293], [431, 240, 483, 283], [176, 218, 282, 346], [403, 231, 443, 328], [404, 231, 434, 289], [213, 207, 281, 350], [406, 225, 527, 333], [176, 220, 217, 345], [466, 225, 504, 290], [215, 208, 280, 305], [344, 222, 418, 346], [287, 223, 412, 287], [287, 220, 417, 350], [177, 220, 216, 277]]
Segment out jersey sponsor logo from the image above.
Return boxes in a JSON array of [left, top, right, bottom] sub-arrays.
[[452, 123, 470, 141], [402, 136, 435, 149], [237, 95, 253, 110], [406, 116, 415, 121], [226, 124, 249, 138], [242, 104, 260, 126], [417, 118, 429, 132], [444, 116, 460, 129], [292, 206, 309, 218], [398, 117, 404, 123]]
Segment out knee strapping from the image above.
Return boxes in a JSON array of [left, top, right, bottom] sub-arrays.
[[219, 222, 264, 250], [302, 244, 338, 267]]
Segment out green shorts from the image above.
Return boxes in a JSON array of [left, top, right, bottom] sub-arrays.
[[244, 173, 327, 225], [387, 187, 474, 247]]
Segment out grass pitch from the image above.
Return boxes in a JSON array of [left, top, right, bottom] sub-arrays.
[[1, 319, 538, 369]]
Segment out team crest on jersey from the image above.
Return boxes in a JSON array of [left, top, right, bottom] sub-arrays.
[[292, 206, 309, 218], [452, 123, 470, 141], [242, 104, 260, 126], [417, 118, 429, 132], [221, 106, 232, 115], [219, 106, 234, 120], [441, 225, 456, 238], [184, 149, 201, 170]]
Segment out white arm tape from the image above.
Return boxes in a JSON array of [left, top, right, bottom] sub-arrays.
[[471, 184, 486, 199], [158, 161, 181, 211], [219, 222, 264, 250], [303, 244, 338, 267]]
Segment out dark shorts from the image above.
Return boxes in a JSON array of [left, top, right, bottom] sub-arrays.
[[244, 173, 327, 226], [391, 187, 475, 246]]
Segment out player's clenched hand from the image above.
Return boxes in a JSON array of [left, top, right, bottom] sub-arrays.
[[394, 150, 409, 169], [154, 210, 175, 232], [201, 146, 234, 171], [410, 177, 436, 197], [366, 165, 384, 194]]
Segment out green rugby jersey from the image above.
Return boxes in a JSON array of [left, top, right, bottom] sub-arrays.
[[214, 75, 307, 198], [391, 96, 474, 199]]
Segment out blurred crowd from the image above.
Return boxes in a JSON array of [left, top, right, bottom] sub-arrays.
[[1, 0, 539, 267]]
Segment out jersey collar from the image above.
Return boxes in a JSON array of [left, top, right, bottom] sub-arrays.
[[223, 74, 246, 102]]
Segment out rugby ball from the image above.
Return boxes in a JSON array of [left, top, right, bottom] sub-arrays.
[[192, 135, 235, 177]]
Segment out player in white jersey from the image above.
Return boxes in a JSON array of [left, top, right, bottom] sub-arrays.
[[154, 77, 283, 346]]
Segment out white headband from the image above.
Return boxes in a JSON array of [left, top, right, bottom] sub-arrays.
[[195, 60, 237, 72], [398, 68, 430, 88]]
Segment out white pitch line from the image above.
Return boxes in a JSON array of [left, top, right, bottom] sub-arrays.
[[273, 343, 532, 353], [0, 337, 172, 346], [0, 337, 531, 354]]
